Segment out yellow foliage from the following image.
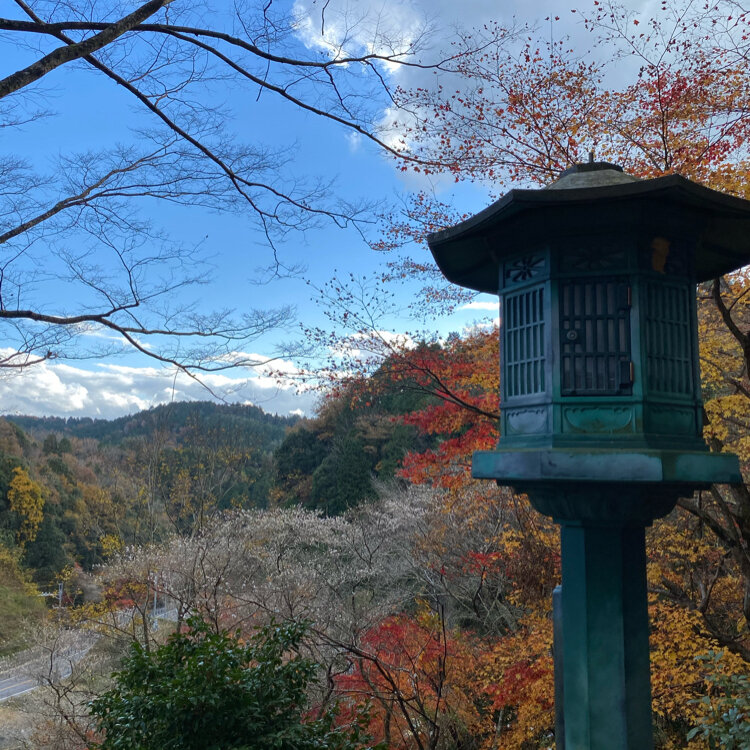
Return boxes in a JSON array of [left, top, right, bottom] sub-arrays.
[[80, 483, 114, 518], [0, 542, 38, 595], [99, 534, 123, 558], [698, 270, 750, 464], [7, 466, 44, 547], [648, 506, 748, 655], [649, 598, 747, 736]]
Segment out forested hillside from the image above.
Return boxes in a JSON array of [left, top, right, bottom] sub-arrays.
[[273, 365, 439, 513], [0, 403, 297, 594], [8, 400, 292, 445], [0, 388, 438, 600]]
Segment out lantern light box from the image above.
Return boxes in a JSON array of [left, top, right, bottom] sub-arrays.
[[428, 162, 750, 517]]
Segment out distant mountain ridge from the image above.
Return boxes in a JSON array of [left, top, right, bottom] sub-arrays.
[[5, 401, 299, 445]]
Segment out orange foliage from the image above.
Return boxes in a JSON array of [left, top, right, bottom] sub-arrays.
[[397, 329, 499, 490], [472, 613, 555, 749], [335, 607, 482, 749], [395, 6, 750, 194]]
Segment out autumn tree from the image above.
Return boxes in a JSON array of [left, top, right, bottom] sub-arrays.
[[7, 465, 45, 547], [151, 415, 266, 533], [334, 607, 482, 750], [393, 1, 750, 190]]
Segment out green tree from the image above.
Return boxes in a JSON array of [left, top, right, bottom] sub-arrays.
[[89, 616, 376, 750], [311, 436, 375, 515], [23, 514, 68, 583], [42, 434, 59, 455], [275, 425, 331, 491]]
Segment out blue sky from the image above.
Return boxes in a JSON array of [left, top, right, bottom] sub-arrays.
[[0, 0, 643, 419]]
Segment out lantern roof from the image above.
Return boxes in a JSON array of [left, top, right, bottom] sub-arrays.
[[427, 164, 750, 292]]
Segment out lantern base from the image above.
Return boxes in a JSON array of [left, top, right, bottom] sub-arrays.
[[473, 448, 740, 523]]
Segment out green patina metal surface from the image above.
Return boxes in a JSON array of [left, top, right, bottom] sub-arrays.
[[427, 169, 750, 292], [560, 524, 652, 750], [472, 448, 741, 486], [428, 165, 750, 461]]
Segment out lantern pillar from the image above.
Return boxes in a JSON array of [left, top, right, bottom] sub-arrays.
[[559, 521, 651, 749], [475, 457, 739, 750]]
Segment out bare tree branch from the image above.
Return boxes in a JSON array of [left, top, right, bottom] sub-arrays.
[[0, 0, 172, 99], [0, 0, 450, 376]]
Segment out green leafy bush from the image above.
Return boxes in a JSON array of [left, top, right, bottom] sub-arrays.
[[90, 616, 376, 750], [687, 651, 750, 750]]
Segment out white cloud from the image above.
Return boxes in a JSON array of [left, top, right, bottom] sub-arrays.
[[291, 0, 533, 59], [346, 131, 362, 152], [463, 319, 499, 334], [292, 0, 427, 62], [376, 330, 416, 348], [459, 300, 498, 312], [0, 354, 318, 420]]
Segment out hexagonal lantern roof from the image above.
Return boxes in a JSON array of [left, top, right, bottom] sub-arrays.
[[427, 163, 750, 292]]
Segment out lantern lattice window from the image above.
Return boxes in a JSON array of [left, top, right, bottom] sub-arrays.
[[644, 283, 693, 395], [504, 286, 545, 397], [560, 278, 632, 396]]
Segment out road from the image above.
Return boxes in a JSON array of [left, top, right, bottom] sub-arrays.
[[0, 674, 37, 702], [0, 637, 95, 703], [0, 607, 178, 702]]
